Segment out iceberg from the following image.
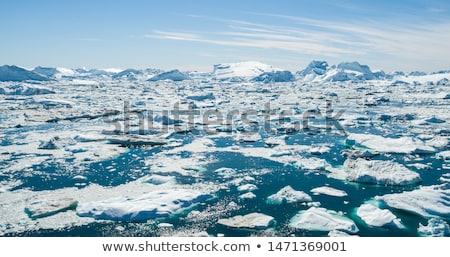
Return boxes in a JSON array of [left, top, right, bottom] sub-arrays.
[[289, 207, 359, 234], [251, 70, 295, 83], [310, 186, 347, 197], [418, 218, 450, 237], [356, 204, 403, 228], [346, 133, 435, 154], [0, 65, 50, 81], [344, 158, 422, 186], [25, 196, 78, 219], [217, 213, 275, 229], [147, 69, 190, 81], [76, 189, 213, 221], [212, 61, 278, 81], [266, 185, 312, 204], [376, 184, 450, 218]]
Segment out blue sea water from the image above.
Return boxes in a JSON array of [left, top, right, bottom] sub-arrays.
[[3, 126, 447, 237]]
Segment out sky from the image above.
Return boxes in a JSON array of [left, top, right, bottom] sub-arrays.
[[1, 0, 450, 72]]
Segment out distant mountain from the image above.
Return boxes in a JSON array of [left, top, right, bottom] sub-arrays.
[[0, 65, 50, 82], [147, 69, 190, 82]]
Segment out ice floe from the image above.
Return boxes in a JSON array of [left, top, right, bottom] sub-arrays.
[[289, 207, 359, 234], [344, 158, 422, 186], [77, 189, 213, 221], [356, 203, 403, 228], [376, 184, 450, 218], [217, 213, 275, 229], [25, 196, 78, 219], [346, 133, 435, 154]]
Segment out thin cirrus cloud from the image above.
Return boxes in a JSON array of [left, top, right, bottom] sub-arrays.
[[146, 13, 450, 70]]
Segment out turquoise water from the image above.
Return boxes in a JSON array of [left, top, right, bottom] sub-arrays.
[[3, 127, 447, 237]]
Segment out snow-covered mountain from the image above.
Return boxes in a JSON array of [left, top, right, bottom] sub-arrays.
[[0, 65, 50, 82]]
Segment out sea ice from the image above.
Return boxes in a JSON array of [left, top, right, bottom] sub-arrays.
[[77, 189, 213, 221], [346, 133, 435, 154], [289, 207, 359, 234], [217, 213, 275, 229], [266, 185, 312, 204], [25, 196, 78, 219], [344, 158, 422, 186]]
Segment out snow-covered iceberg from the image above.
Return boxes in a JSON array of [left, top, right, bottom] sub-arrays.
[[25, 196, 78, 219], [212, 61, 278, 81], [76, 189, 213, 221], [217, 213, 275, 229], [0, 65, 50, 81], [356, 203, 403, 228], [266, 185, 312, 204], [147, 69, 190, 81], [289, 207, 359, 234], [251, 70, 295, 83], [376, 184, 450, 218], [344, 158, 422, 186], [346, 133, 435, 154], [310, 186, 347, 197]]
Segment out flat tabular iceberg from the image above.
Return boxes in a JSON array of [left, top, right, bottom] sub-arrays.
[[289, 207, 359, 234], [344, 158, 422, 186], [267, 185, 312, 204], [25, 196, 78, 219], [310, 186, 347, 197], [376, 184, 450, 218], [76, 189, 213, 221], [346, 133, 435, 154], [356, 204, 403, 228], [217, 213, 275, 229]]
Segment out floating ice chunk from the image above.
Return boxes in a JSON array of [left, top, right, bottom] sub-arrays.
[[418, 218, 450, 237], [217, 213, 275, 229], [141, 175, 175, 185], [76, 189, 213, 221], [237, 184, 258, 192], [356, 204, 403, 228], [25, 196, 78, 219], [157, 223, 174, 228], [376, 184, 450, 218], [239, 192, 256, 200], [289, 207, 359, 234], [266, 185, 312, 204], [425, 117, 446, 124], [346, 133, 435, 154], [344, 158, 422, 186], [295, 157, 327, 171], [311, 186, 348, 197], [328, 230, 357, 237], [437, 151, 450, 162], [25, 98, 73, 108]]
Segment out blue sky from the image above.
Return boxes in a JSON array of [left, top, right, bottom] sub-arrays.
[[1, 0, 450, 72]]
